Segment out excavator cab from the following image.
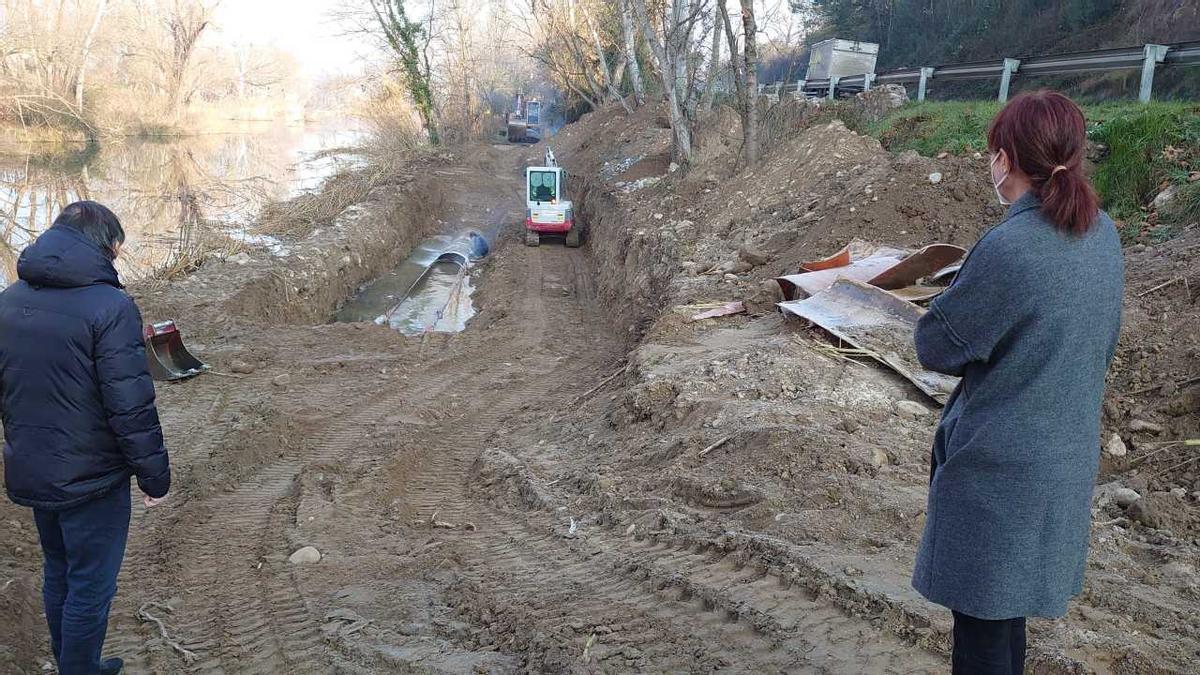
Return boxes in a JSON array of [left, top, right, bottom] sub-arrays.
[[524, 156, 581, 247]]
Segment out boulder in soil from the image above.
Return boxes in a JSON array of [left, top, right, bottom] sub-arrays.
[[288, 546, 322, 565], [895, 400, 929, 419], [1103, 433, 1128, 458], [737, 247, 771, 267], [1126, 498, 1162, 529]]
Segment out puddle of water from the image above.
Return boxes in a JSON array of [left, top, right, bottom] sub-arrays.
[[382, 260, 476, 335], [0, 122, 363, 288], [336, 231, 487, 335]]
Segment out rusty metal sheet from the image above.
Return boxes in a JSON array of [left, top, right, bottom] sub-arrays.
[[799, 243, 852, 272], [867, 244, 967, 290], [778, 279, 959, 404]]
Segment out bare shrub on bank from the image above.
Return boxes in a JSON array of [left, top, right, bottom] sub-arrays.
[[252, 82, 427, 240]]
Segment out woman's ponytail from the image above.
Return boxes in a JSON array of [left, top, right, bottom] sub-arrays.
[[987, 91, 1100, 235], [1039, 163, 1100, 236]]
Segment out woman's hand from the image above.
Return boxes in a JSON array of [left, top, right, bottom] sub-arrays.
[[144, 495, 167, 508]]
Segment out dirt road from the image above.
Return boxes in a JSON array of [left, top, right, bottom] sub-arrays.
[[0, 144, 958, 673]]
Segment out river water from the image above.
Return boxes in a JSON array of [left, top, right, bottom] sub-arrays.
[[0, 122, 361, 288]]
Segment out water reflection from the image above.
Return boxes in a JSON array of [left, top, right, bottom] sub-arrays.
[[0, 123, 361, 288]]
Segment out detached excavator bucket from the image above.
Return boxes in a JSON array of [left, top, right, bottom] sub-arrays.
[[144, 321, 209, 382]]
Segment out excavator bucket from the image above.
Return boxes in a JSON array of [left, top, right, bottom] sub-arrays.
[[144, 321, 209, 382]]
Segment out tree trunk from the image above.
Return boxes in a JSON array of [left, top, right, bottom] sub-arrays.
[[619, 0, 645, 106], [741, 0, 758, 165], [612, 50, 627, 91], [701, 11, 721, 113], [74, 0, 109, 114], [586, 9, 632, 113], [629, 0, 691, 162]]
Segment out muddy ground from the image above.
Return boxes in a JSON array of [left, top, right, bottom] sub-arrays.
[[1, 102, 1198, 675]]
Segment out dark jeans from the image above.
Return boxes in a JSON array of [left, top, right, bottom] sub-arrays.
[[33, 485, 131, 675], [952, 610, 1026, 675]]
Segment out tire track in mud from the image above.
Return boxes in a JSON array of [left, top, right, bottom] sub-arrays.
[[100, 144, 944, 672], [90, 147, 529, 673], [343, 240, 931, 667], [368, 241, 944, 672]]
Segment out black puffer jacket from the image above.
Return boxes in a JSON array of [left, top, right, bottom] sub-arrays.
[[1, 226, 170, 510]]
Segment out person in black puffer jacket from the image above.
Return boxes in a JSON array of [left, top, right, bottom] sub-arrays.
[[1, 201, 171, 675]]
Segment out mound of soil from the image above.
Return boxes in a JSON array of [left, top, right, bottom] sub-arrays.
[[545, 101, 1200, 673]]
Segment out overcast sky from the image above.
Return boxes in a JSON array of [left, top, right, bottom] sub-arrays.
[[210, 0, 811, 81], [214, 0, 365, 78]]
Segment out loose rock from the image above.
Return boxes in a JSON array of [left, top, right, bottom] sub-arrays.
[[737, 247, 771, 267], [229, 360, 256, 375], [895, 400, 929, 419], [1103, 433, 1128, 458], [928, 172, 943, 184], [870, 447, 890, 468], [288, 546, 322, 565], [1128, 419, 1165, 435], [272, 374, 292, 387], [1111, 487, 1141, 508], [1126, 499, 1161, 529]]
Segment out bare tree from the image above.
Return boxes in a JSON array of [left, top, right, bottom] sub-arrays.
[[75, 0, 110, 111], [718, 0, 756, 165], [363, 0, 440, 143], [629, 0, 705, 163], [582, 0, 631, 113], [618, 0, 645, 106], [159, 0, 217, 122], [700, 11, 721, 113]]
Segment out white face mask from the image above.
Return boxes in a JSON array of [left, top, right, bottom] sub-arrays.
[[990, 152, 1012, 206]]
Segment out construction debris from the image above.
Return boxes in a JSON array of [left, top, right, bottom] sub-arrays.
[[777, 241, 964, 302], [779, 279, 959, 404], [690, 301, 747, 322]]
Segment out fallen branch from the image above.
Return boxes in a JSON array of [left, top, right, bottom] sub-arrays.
[[1160, 450, 1200, 475], [137, 602, 198, 664], [552, 364, 628, 420], [1128, 375, 1200, 396], [698, 434, 733, 458], [1132, 441, 1187, 464], [1136, 276, 1185, 298]]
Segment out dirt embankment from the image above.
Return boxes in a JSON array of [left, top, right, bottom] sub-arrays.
[[543, 102, 1199, 673]]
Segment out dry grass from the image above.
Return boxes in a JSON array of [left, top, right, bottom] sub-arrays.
[[130, 223, 250, 292], [255, 167, 382, 238]]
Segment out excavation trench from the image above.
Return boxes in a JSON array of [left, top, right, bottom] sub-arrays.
[[334, 229, 490, 334]]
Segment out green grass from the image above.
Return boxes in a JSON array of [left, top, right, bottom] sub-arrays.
[[857, 100, 1200, 240], [1087, 102, 1200, 227], [861, 101, 1001, 156]]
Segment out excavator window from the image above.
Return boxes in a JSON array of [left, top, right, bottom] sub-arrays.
[[529, 171, 557, 202]]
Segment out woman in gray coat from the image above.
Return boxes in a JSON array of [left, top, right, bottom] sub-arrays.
[[912, 91, 1123, 674]]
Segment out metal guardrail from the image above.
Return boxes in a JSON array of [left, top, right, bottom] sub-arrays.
[[759, 40, 1200, 104]]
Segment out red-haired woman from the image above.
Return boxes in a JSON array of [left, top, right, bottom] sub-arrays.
[[912, 91, 1124, 674]]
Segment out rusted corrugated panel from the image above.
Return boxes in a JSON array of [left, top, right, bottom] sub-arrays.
[[799, 243, 852, 272], [778, 279, 959, 404], [867, 244, 966, 290], [777, 243, 965, 303]]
